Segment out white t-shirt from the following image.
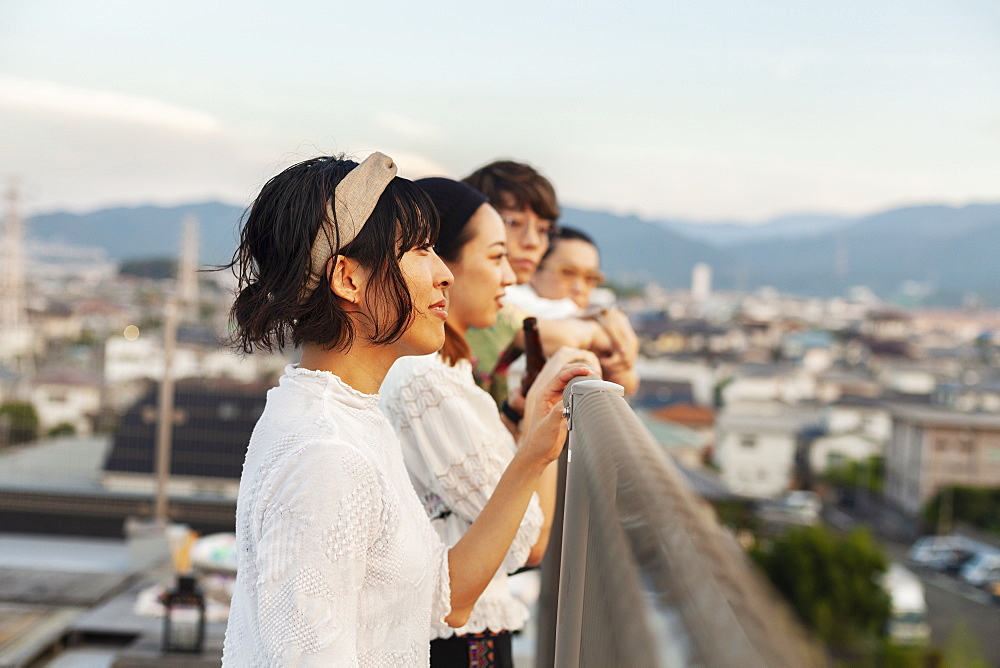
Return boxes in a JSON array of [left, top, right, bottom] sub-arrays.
[[502, 283, 579, 319], [223, 365, 451, 667], [380, 353, 544, 638]]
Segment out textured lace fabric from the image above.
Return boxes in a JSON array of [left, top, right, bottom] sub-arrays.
[[380, 353, 543, 639], [223, 365, 451, 667]]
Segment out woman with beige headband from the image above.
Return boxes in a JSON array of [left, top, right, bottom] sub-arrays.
[[221, 154, 591, 666]]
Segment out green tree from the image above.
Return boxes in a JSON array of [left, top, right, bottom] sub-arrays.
[[823, 455, 885, 494], [47, 421, 76, 437], [602, 280, 644, 299], [712, 377, 733, 408], [922, 486, 1000, 537], [751, 526, 891, 649], [119, 257, 177, 279], [0, 401, 40, 446]]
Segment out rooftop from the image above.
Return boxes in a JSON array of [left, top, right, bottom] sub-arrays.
[[886, 402, 1000, 429]]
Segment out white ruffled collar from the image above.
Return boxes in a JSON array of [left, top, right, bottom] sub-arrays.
[[283, 363, 381, 411]]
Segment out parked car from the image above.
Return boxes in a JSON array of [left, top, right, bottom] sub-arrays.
[[927, 548, 976, 576], [757, 490, 823, 527], [908, 535, 973, 569], [960, 549, 1000, 587], [974, 566, 1000, 593], [881, 563, 931, 645]]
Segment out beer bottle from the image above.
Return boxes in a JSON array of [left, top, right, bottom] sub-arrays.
[[520, 317, 545, 394]]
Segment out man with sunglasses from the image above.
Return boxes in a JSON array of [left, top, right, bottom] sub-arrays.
[[530, 227, 605, 312]]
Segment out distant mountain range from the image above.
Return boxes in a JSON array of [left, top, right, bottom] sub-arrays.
[[25, 200, 1000, 307], [28, 202, 245, 269], [564, 203, 1000, 306]]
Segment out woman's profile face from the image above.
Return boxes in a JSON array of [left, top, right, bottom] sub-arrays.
[[445, 203, 516, 333], [390, 243, 454, 356]]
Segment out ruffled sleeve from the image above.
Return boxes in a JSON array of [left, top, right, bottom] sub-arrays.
[[251, 440, 382, 665], [427, 525, 453, 629], [383, 359, 542, 574]]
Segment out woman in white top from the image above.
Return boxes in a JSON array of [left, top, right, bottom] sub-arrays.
[[221, 154, 592, 666], [380, 178, 599, 667]]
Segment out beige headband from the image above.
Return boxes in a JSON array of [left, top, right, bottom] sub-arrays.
[[301, 152, 397, 301]]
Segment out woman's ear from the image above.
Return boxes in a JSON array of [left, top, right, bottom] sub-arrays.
[[328, 255, 366, 304]]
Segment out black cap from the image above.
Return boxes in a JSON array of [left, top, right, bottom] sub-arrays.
[[416, 177, 488, 245]]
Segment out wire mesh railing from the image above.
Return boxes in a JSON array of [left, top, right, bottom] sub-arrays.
[[537, 376, 828, 667]]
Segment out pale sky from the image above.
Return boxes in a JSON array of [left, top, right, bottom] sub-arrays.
[[2, 0, 999, 222]]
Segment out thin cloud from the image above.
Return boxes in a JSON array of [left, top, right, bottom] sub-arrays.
[[374, 112, 440, 140], [0, 75, 221, 133]]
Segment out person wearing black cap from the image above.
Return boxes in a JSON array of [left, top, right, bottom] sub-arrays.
[[380, 177, 600, 668]]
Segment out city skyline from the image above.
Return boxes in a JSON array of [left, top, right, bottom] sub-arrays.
[[2, 0, 999, 223]]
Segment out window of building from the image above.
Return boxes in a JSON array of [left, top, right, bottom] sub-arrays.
[[740, 434, 757, 448]]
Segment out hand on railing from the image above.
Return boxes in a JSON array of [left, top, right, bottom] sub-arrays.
[[520, 347, 600, 465]]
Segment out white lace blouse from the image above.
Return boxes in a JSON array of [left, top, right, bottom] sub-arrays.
[[380, 353, 543, 639], [223, 365, 451, 667]]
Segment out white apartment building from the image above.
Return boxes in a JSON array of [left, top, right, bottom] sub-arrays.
[[715, 403, 823, 498], [30, 372, 102, 436]]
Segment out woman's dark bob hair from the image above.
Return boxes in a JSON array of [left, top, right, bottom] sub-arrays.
[[227, 155, 439, 354]]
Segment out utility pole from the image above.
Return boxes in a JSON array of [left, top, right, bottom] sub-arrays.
[[0, 179, 34, 379], [937, 484, 953, 536], [176, 216, 200, 324], [0, 181, 23, 329], [153, 218, 192, 525], [154, 297, 179, 525]]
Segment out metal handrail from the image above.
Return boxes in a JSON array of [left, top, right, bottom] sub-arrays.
[[536, 375, 828, 667]]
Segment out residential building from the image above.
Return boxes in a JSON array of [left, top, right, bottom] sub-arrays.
[[884, 403, 1000, 516], [714, 403, 823, 497], [634, 357, 721, 406], [29, 371, 102, 436], [102, 379, 268, 498], [722, 363, 816, 405], [935, 379, 1000, 413], [814, 370, 881, 403]]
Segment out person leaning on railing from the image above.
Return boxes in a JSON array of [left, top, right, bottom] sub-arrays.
[[507, 225, 639, 397], [461, 160, 639, 411], [220, 154, 592, 667], [380, 177, 600, 668]]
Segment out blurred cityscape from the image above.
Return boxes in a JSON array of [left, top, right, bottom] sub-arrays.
[[1, 183, 999, 666]]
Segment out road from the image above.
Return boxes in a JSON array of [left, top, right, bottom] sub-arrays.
[[827, 505, 1000, 666]]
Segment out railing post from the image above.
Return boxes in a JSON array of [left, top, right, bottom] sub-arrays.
[[553, 378, 623, 667], [534, 444, 567, 668]]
